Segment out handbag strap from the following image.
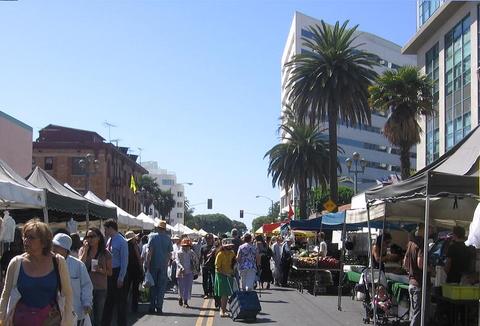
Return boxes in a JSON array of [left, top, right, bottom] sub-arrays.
[[52, 256, 62, 294]]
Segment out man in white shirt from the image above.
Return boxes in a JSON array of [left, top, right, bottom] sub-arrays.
[[314, 232, 328, 257]]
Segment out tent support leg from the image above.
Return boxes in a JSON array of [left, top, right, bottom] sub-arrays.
[[366, 203, 377, 326], [43, 207, 49, 224], [337, 218, 347, 311], [420, 195, 430, 326]]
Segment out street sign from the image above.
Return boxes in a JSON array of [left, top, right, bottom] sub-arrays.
[[323, 199, 337, 212]]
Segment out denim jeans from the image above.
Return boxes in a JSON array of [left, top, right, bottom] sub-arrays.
[[149, 268, 168, 312], [409, 284, 430, 326], [102, 268, 127, 326], [202, 267, 214, 296], [92, 289, 106, 326]]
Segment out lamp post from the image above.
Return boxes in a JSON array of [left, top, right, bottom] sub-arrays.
[[79, 153, 99, 229], [255, 195, 275, 220], [345, 152, 367, 195], [79, 153, 99, 195]]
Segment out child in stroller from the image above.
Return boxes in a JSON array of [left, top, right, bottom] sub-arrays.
[[355, 269, 400, 325]]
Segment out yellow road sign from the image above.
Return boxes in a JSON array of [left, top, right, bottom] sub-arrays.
[[323, 199, 337, 212]]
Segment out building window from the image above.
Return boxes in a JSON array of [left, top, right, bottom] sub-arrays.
[[176, 201, 183, 208], [177, 191, 183, 197], [177, 213, 183, 219], [444, 15, 471, 151], [71, 157, 85, 175], [425, 43, 440, 164], [44, 157, 53, 170], [418, 0, 444, 28], [162, 179, 174, 186]]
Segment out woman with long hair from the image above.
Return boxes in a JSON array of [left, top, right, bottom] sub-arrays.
[[0, 219, 73, 326], [79, 226, 112, 326]]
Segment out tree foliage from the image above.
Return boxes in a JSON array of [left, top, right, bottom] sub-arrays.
[[285, 21, 378, 206], [185, 214, 247, 235], [369, 66, 433, 179], [155, 189, 176, 220], [308, 186, 354, 213], [265, 110, 333, 219]]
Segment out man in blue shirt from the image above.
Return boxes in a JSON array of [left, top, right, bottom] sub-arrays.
[[147, 219, 173, 315], [102, 219, 129, 326]]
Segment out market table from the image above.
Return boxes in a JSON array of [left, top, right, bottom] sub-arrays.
[[434, 295, 479, 326], [291, 265, 341, 295], [346, 271, 361, 283]]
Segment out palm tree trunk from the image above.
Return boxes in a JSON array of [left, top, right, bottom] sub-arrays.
[[298, 176, 308, 220], [328, 107, 339, 209], [400, 143, 411, 180]]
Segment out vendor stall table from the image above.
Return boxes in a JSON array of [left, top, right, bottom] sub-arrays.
[[346, 271, 361, 283], [434, 295, 479, 326], [290, 265, 340, 295]]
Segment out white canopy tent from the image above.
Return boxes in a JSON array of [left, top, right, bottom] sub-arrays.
[[198, 229, 208, 237], [0, 159, 45, 209], [172, 223, 197, 236], [136, 212, 155, 230], [104, 199, 141, 228]]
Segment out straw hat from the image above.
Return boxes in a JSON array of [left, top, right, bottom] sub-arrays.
[[125, 231, 136, 240], [180, 238, 192, 247], [156, 220, 167, 229], [221, 238, 235, 248], [171, 235, 180, 240]]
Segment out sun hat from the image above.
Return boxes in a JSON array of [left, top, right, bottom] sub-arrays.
[[171, 235, 180, 240], [221, 238, 235, 247], [52, 233, 72, 251], [125, 231, 136, 240], [180, 238, 192, 247], [156, 220, 167, 229]]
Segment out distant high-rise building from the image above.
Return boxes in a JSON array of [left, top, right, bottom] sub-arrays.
[[280, 12, 417, 215], [403, 1, 479, 170], [141, 161, 186, 226]]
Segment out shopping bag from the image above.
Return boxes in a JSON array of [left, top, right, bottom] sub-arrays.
[[143, 271, 155, 288], [139, 284, 150, 303]]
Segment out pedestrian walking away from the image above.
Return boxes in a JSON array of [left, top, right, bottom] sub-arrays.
[[146, 220, 173, 315], [236, 233, 260, 291]]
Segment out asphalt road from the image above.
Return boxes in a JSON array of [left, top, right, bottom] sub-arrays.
[[127, 280, 367, 326]]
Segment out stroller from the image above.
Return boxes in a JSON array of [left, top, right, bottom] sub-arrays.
[[354, 268, 406, 325]]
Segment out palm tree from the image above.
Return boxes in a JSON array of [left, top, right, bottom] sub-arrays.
[[369, 66, 433, 179], [265, 119, 334, 219], [285, 21, 378, 206], [154, 189, 176, 221]]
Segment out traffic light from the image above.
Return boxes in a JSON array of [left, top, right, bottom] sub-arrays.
[[240, 209, 244, 218], [207, 199, 213, 209]]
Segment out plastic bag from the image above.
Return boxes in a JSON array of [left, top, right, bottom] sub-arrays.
[[143, 271, 155, 288]]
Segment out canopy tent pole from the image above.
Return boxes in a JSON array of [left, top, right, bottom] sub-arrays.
[[337, 214, 347, 311], [365, 202, 377, 326], [43, 189, 49, 223], [420, 194, 430, 326]]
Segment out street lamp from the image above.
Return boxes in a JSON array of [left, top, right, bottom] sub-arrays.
[[78, 153, 99, 194], [345, 152, 367, 195], [255, 195, 275, 220]]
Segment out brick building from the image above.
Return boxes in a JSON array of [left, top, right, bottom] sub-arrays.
[[32, 125, 147, 215]]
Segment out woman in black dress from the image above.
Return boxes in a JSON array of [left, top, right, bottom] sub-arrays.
[[255, 236, 273, 289]]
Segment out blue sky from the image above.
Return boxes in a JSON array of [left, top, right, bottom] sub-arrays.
[[0, 0, 416, 229]]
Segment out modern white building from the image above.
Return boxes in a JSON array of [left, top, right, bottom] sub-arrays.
[[403, 1, 479, 170], [280, 12, 417, 215], [141, 161, 187, 225]]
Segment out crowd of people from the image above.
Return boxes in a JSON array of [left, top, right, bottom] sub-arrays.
[[0, 216, 300, 325]]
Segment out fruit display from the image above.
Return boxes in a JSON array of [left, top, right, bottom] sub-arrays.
[[294, 256, 340, 269]]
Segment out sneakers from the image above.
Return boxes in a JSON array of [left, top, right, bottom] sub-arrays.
[[178, 298, 183, 306], [203, 295, 209, 299]]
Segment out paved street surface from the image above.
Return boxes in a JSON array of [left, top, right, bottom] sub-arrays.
[[127, 281, 366, 326]]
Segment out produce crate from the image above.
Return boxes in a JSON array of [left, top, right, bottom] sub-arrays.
[[442, 284, 480, 300]]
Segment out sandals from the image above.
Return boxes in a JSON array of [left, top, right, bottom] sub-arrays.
[[220, 311, 229, 318]]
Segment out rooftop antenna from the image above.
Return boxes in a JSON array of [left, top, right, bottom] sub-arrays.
[[103, 121, 117, 143], [137, 147, 143, 164], [111, 138, 121, 147]]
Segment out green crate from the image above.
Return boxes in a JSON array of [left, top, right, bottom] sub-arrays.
[[442, 284, 480, 300]]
